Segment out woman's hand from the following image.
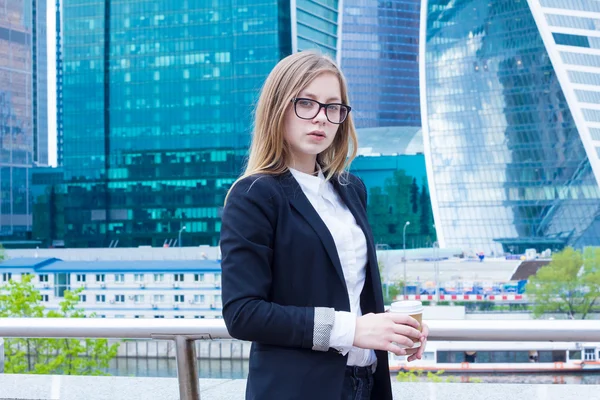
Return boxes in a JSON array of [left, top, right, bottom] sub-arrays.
[[407, 322, 429, 362], [353, 313, 421, 357]]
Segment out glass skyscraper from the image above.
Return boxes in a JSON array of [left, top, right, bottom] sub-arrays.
[[32, 0, 48, 166], [0, 0, 47, 240], [340, 1, 429, 250], [295, 0, 339, 59], [57, 0, 343, 247], [341, 0, 421, 128], [422, 0, 600, 254]]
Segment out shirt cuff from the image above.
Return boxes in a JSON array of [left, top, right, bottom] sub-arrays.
[[312, 307, 335, 352], [329, 311, 356, 355]]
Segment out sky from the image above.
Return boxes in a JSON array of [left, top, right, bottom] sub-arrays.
[[47, 0, 57, 167]]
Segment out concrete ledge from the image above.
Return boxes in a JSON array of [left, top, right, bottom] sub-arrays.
[[0, 375, 599, 399]]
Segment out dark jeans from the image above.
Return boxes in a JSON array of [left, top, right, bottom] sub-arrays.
[[341, 365, 374, 400]]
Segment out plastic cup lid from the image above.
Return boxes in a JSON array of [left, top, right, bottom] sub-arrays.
[[390, 300, 424, 314]]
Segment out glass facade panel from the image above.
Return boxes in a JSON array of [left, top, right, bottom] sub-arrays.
[[553, 33, 590, 48], [296, 0, 339, 58], [561, 51, 600, 68], [540, 0, 600, 13], [582, 109, 600, 122], [0, 0, 46, 240], [590, 128, 600, 140], [33, 0, 48, 166], [546, 14, 600, 31], [569, 70, 600, 86], [576, 89, 600, 103], [424, 0, 600, 253], [59, 0, 292, 247], [341, 0, 421, 128]]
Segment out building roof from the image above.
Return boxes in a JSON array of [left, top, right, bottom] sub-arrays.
[[6, 246, 220, 261], [0, 258, 221, 273], [0, 257, 61, 269], [510, 260, 551, 280]]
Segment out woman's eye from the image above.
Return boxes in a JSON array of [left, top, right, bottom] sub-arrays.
[[298, 100, 314, 108], [328, 105, 340, 111]]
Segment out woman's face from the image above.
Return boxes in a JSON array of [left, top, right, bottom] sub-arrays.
[[283, 72, 343, 171]]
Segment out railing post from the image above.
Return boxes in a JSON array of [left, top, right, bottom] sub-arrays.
[[174, 335, 200, 400], [154, 334, 209, 400]]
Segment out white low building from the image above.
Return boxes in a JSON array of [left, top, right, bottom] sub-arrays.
[[0, 257, 223, 319]]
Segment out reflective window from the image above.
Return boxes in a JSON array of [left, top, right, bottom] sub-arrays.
[[561, 51, 600, 67], [553, 33, 590, 48], [546, 14, 600, 30], [540, 0, 600, 13], [575, 90, 600, 104], [582, 109, 600, 122], [568, 70, 600, 86], [590, 128, 600, 140]]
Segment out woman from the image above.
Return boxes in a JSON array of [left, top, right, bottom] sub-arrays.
[[220, 51, 429, 400]]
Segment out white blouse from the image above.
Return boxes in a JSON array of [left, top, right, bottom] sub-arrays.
[[290, 167, 377, 367]]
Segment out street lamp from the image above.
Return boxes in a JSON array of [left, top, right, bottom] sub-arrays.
[[403, 221, 410, 297], [178, 225, 186, 248], [433, 241, 439, 303]]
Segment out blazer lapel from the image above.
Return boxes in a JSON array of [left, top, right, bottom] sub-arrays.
[[331, 177, 384, 312], [277, 172, 348, 292]]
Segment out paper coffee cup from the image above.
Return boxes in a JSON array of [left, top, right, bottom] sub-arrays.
[[390, 300, 424, 348]]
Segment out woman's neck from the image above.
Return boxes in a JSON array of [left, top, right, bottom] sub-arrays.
[[289, 156, 318, 175]]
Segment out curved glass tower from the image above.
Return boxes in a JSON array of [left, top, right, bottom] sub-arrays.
[[421, 0, 600, 253]]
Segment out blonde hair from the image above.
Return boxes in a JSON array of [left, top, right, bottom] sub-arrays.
[[228, 51, 358, 197]]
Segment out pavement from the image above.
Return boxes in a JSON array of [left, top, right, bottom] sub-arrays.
[[0, 375, 598, 400]]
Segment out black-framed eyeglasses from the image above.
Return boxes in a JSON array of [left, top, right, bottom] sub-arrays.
[[291, 98, 351, 124]]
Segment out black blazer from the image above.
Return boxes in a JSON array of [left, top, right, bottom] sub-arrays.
[[220, 171, 392, 400]]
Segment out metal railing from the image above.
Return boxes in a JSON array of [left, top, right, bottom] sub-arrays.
[[0, 318, 599, 400]]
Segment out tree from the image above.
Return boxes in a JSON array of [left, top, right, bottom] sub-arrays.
[[410, 178, 419, 214], [0, 274, 119, 375], [525, 247, 600, 319], [419, 185, 432, 236]]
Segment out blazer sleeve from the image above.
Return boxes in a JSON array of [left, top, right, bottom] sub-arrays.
[[220, 176, 316, 350]]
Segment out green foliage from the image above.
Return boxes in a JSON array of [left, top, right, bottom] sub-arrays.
[[0, 274, 119, 375], [383, 282, 404, 305], [463, 302, 531, 312], [410, 178, 419, 214], [419, 186, 432, 236], [525, 247, 600, 319], [396, 369, 466, 383]]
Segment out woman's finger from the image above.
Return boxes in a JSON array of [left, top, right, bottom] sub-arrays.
[[385, 343, 407, 357], [390, 334, 415, 349], [391, 324, 421, 341], [416, 338, 428, 359], [420, 323, 430, 341]]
